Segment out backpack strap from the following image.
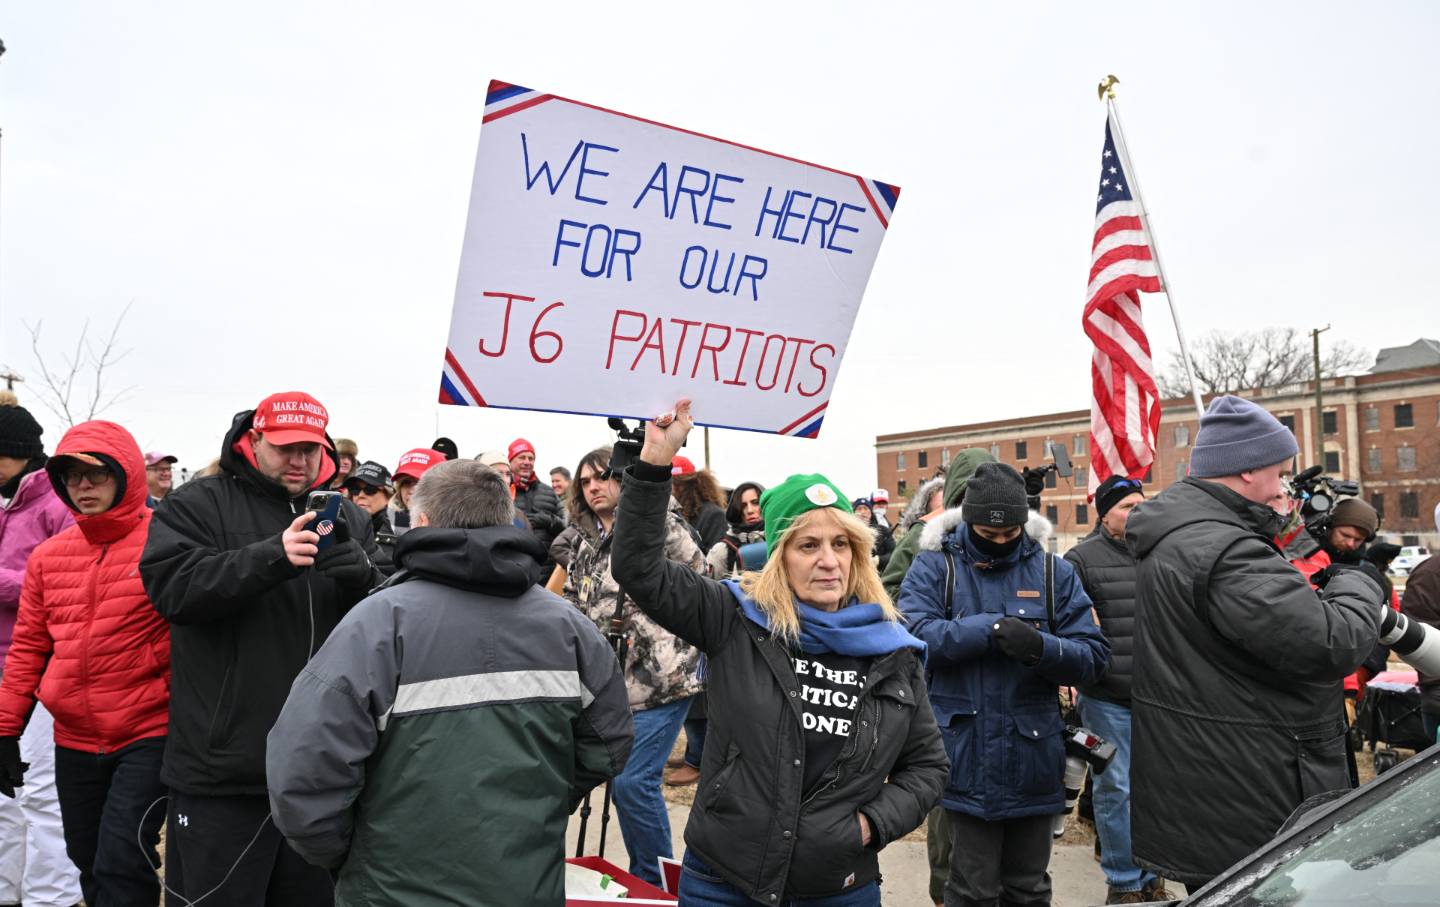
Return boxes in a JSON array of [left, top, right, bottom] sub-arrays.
[[1045, 552, 1057, 635]]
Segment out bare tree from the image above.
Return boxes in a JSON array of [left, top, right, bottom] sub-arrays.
[[1159, 327, 1370, 397], [16, 302, 137, 428]]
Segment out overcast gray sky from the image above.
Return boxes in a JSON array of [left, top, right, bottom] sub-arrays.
[[3, 2, 1437, 496]]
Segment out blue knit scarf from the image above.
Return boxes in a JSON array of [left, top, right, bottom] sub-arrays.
[[723, 580, 926, 660]]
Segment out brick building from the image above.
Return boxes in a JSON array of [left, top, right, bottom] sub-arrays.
[[875, 339, 1440, 551]]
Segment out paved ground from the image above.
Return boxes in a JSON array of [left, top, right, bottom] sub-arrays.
[[567, 801, 1110, 905]]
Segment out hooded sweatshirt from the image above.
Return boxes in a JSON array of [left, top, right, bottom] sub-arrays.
[[0, 421, 170, 751], [882, 448, 996, 601]]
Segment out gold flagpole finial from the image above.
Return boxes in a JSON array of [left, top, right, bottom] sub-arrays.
[[1097, 74, 1119, 101]]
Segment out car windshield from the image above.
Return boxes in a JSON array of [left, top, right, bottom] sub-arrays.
[[1195, 753, 1440, 906]]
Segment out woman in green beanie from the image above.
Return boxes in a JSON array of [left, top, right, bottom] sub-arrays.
[[611, 400, 946, 906]]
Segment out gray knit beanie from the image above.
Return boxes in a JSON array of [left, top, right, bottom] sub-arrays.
[[1189, 395, 1299, 478], [961, 462, 1030, 527]]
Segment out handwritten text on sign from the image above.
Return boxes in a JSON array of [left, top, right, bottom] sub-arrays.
[[439, 80, 899, 438]]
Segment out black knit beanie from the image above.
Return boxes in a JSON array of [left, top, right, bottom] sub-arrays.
[[961, 462, 1030, 528], [1094, 475, 1145, 520], [0, 405, 44, 460]]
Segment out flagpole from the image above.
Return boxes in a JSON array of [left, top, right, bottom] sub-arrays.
[[1099, 77, 1206, 420]]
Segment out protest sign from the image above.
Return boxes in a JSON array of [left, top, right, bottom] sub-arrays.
[[440, 80, 899, 438]]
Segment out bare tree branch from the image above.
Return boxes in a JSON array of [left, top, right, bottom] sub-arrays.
[[1161, 328, 1371, 397], [23, 303, 135, 429]]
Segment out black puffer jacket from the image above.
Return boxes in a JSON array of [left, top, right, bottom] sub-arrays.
[[1064, 527, 1138, 704], [1126, 477, 1384, 885], [513, 478, 563, 555], [140, 410, 382, 796], [611, 466, 946, 902]]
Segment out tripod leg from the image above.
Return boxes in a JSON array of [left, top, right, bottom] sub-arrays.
[[598, 779, 615, 861], [576, 791, 592, 859]]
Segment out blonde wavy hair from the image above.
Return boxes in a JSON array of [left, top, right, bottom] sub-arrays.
[[738, 507, 899, 643]]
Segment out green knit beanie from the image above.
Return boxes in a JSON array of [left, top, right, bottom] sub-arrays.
[[759, 473, 852, 559]]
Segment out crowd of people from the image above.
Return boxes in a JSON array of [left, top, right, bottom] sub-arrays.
[[0, 387, 1435, 907]]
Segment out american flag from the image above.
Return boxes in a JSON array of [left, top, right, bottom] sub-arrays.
[[1084, 112, 1163, 498]]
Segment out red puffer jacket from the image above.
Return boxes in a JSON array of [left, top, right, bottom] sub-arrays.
[[0, 420, 170, 751]]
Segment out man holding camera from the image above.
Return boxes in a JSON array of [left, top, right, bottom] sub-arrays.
[[1287, 496, 1381, 581], [1126, 396, 1386, 891], [141, 391, 383, 906], [561, 443, 705, 887], [900, 462, 1109, 907], [267, 458, 633, 906]]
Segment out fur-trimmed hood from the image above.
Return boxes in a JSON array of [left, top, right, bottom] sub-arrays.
[[919, 506, 1054, 552]]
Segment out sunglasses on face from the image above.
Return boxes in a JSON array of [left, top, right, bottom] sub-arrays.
[[63, 468, 114, 488], [352, 484, 386, 496]]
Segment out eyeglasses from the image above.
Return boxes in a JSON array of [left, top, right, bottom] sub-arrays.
[[62, 468, 115, 488]]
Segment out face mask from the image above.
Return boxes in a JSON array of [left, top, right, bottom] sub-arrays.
[[968, 524, 1022, 559]]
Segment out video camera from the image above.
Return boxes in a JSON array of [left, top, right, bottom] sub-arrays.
[[1052, 725, 1117, 839], [1288, 465, 1362, 539], [603, 418, 647, 479]]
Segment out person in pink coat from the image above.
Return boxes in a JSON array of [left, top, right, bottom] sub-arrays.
[[0, 402, 83, 907]]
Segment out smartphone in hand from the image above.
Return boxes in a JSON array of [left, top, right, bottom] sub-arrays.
[[304, 491, 345, 552]]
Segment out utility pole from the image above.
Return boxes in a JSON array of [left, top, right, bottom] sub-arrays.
[[703, 427, 711, 470], [0, 370, 21, 391], [1312, 325, 1330, 469]]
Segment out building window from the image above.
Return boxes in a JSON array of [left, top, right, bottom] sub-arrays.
[[1398, 446, 1417, 472], [1401, 491, 1420, 519], [918, 451, 928, 469], [897, 479, 908, 497], [1370, 493, 1385, 519], [1076, 503, 1089, 524], [1322, 411, 1338, 435], [1324, 450, 1340, 473], [1367, 448, 1382, 473], [1174, 424, 1190, 447], [1045, 470, 1057, 489], [1073, 434, 1087, 456], [1403, 534, 1421, 547], [990, 444, 1001, 461], [942, 448, 951, 467], [1279, 414, 1297, 434], [1395, 403, 1414, 428], [1046, 504, 1059, 524], [1143, 467, 1153, 484], [1016, 440, 1028, 460], [1044, 438, 1056, 460], [1365, 407, 1379, 431], [896, 452, 906, 471], [1075, 466, 1088, 487], [1176, 461, 1188, 481]]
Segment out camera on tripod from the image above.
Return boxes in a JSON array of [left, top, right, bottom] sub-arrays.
[[1288, 464, 1361, 538]]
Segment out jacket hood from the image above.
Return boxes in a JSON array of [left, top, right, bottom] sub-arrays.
[[393, 525, 546, 596], [920, 507, 1054, 555], [46, 420, 148, 545], [1126, 477, 1281, 560], [221, 409, 340, 502], [725, 481, 766, 529], [898, 476, 947, 534], [943, 448, 998, 509]]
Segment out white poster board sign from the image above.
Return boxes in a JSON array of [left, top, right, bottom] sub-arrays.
[[440, 80, 899, 438]]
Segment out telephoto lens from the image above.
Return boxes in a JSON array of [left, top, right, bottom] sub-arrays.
[[1379, 607, 1440, 676], [1052, 755, 1089, 839]]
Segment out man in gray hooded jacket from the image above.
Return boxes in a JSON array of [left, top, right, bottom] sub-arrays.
[[266, 459, 633, 906]]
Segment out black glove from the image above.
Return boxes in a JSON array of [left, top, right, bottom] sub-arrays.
[[314, 539, 376, 590], [992, 617, 1045, 665], [1314, 561, 1391, 604], [0, 736, 27, 799], [1021, 467, 1049, 498]]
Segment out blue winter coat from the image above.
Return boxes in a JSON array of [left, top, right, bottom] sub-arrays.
[[898, 512, 1109, 819]]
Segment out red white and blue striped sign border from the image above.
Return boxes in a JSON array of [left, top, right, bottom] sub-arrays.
[[478, 80, 897, 229], [438, 348, 487, 407], [778, 402, 827, 439]]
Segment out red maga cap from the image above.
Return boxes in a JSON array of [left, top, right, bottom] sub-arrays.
[[671, 455, 697, 476], [395, 448, 444, 481], [508, 438, 535, 461], [251, 392, 332, 449]]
